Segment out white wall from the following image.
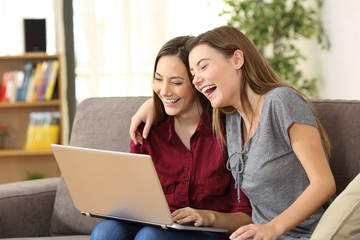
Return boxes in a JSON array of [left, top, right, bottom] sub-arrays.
[[319, 0, 360, 100], [0, 0, 58, 55]]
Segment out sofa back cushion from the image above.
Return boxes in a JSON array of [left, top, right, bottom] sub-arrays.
[[50, 97, 148, 236], [312, 99, 360, 195]]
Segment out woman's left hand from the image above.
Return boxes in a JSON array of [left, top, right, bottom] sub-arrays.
[[172, 207, 215, 227], [229, 223, 280, 240]]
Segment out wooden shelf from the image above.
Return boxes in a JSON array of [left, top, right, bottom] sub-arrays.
[[0, 54, 59, 60], [0, 100, 60, 109], [0, 149, 53, 157], [0, 53, 64, 183]]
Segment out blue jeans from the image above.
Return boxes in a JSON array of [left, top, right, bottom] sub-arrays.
[[90, 220, 223, 240]]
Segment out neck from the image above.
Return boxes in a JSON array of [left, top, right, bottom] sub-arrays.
[[235, 85, 264, 144], [175, 105, 202, 128], [235, 85, 263, 122], [174, 102, 203, 150]]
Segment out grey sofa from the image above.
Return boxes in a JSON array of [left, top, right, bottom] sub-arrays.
[[0, 97, 359, 239]]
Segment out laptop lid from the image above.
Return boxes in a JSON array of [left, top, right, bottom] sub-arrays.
[[51, 144, 227, 233]]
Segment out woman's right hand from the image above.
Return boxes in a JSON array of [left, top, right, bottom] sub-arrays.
[[129, 98, 154, 144]]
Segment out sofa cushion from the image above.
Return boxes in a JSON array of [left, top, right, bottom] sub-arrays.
[[312, 100, 360, 195], [49, 97, 148, 235], [311, 173, 360, 240]]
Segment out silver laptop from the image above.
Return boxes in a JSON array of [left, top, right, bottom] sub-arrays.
[[51, 144, 227, 233]]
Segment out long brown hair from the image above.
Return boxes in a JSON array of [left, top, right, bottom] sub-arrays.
[[152, 36, 212, 126], [188, 26, 331, 157]]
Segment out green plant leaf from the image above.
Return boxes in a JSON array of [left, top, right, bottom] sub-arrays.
[[220, 0, 330, 97]]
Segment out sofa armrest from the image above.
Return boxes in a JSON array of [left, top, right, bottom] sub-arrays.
[[0, 177, 59, 238]]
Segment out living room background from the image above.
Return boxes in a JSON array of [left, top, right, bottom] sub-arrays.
[[0, 0, 359, 103], [72, 0, 227, 102]]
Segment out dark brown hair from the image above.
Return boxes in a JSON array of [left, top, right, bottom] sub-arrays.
[[152, 36, 212, 126]]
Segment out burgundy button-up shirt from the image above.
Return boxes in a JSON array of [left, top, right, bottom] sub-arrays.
[[130, 114, 251, 217]]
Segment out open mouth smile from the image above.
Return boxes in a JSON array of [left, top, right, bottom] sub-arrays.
[[163, 98, 180, 105], [200, 84, 217, 97]]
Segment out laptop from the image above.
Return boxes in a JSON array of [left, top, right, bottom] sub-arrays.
[[51, 144, 227, 233]]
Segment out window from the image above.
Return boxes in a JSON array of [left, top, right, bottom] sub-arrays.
[[73, 0, 226, 102]]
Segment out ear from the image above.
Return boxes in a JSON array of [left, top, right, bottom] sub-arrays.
[[232, 50, 244, 70]]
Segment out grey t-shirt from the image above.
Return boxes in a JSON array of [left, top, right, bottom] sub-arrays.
[[226, 87, 326, 238]]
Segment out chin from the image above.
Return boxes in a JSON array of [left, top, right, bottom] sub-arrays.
[[164, 109, 178, 116], [209, 99, 221, 108]]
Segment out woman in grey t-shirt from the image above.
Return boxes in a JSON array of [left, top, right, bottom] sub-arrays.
[[130, 26, 336, 240], [187, 26, 336, 240]]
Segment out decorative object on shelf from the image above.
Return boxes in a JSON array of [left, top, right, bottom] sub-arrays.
[[0, 122, 6, 149], [219, 0, 330, 97], [24, 19, 46, 53], [26, 172, 45, 180]]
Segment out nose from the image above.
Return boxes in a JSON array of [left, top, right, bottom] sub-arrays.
[[192, 74, 202, 87], [160, 81, 171, 96]]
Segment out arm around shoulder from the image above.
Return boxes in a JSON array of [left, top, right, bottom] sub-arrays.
[[130, 98, 154, 144]]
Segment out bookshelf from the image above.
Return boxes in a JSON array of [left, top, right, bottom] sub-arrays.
[[0, 54, 64, 184]]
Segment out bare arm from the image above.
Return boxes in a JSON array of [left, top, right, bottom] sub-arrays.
[[129, 98, 154, 144], [230, 123, 336, 240], [172, 207, 252, 234]]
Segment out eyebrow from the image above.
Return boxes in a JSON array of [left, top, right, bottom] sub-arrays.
[[197, 58, 210, 66], [190, 58, 210, 71], [155, 72, 184, 80]]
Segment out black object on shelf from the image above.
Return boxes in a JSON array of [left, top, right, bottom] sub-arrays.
[[24, 19, 46, 52]]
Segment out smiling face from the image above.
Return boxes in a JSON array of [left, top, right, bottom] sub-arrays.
[[153, 55, 198, 117], [189, 44, 244, 109]]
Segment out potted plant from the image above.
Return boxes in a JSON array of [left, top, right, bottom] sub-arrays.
[[0, 122, 7, 148], [220, 0, 330, 97]]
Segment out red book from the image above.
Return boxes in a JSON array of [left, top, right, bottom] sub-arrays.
[[0, 72, 9, 102]]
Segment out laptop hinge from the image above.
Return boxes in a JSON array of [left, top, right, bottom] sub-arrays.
[[81, 212, 91, 217], [161, 225, 167, 230]]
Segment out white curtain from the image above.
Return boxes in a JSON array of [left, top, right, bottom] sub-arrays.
[[73, 0, 227, 102]]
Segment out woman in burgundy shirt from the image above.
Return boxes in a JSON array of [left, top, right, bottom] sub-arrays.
[[90, 36, 251, 240]]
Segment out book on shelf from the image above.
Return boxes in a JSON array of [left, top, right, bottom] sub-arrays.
[[0, 72, 9, 102], [0, 59, 59, 103], [24, 111, 61, 150], [0, 71, 24, 103], [33, 60, 48, 101], [44, 60, 59, 101], [27, 62, 42, 102], [18, 63, 34, 102], [39, 60, 52, 101]]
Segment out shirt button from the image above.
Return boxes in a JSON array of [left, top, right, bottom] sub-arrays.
[[185, 177, 189, 181]]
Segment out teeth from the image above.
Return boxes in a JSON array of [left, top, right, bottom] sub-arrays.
[[164, 98, 179, 103], [201, 85, 216, 94]]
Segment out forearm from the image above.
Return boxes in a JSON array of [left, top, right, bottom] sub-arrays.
[[130, 97, 154, 143], [209, 211, 252, 234], [269, 178, 336, 235]]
